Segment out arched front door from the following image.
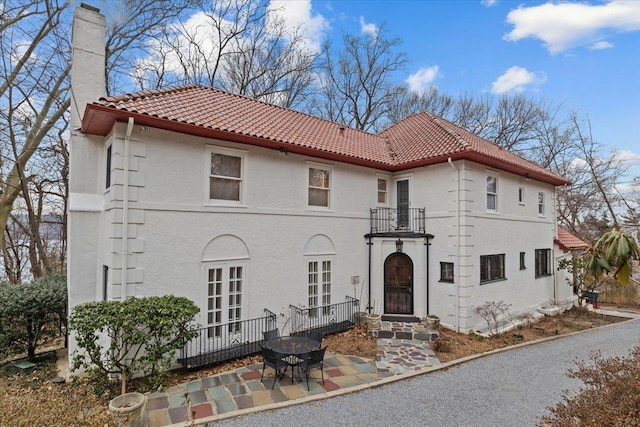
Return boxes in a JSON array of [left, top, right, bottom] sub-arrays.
[[384, 252, 413, 314]]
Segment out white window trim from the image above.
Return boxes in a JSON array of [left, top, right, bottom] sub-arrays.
[[376, 174, 390, 207], [202, 260, 248, 338], [205, 145, 247, 207], [305, 255, 334, 317], [486, 171, 499, 213], [538, 191, 545, 217], [306, 161, 333, 211], [518, 187, 525, 205]]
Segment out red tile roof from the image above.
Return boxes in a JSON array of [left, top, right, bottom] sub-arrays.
[[82, 85, 569, 185], [555, 227, 589, 251]]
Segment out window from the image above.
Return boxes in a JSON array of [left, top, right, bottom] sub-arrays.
[[480, 254, 505, 283], [440, 262, 454, 282], [208, 148, 243, 203], [535, 249, 552, 277], [105, 145, 112, 189], [518, 187, 525, 204], [377, 178, 387, 204], [308, 260, 331, 316], [538, 192, 545, 215], [308, 166, 330, 207], [486, 176, 497, 211], [206, 264, 244, 339], [102, 265, 109, 301], [520, 252, 526, 270]]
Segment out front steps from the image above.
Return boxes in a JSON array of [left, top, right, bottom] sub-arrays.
[[372, 320, 439, 342]]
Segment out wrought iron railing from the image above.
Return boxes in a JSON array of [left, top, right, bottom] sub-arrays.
[[370, 207, 426, 234], [178, 309, 277, 369], [289, 296, 359, 336]]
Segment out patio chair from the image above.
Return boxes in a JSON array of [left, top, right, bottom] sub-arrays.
[[263, 328, 280, 342], [297, 346, 327, 391], [308, 330, 324, 348], [260, 345, 288, 389]]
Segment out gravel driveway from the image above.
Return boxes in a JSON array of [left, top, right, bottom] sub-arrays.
[[214, 318, 639, 427]]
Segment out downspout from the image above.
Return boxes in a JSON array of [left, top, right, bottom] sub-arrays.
[[367, 236, 372, 314], [121, 117, 134, 301], [425, 237, 430, 315], [448, 158, 461, 332]]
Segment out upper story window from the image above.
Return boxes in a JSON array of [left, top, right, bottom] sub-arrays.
[[520, 252, 526, 270], [486, 175, 498, 212], [518, 187, 525, 204], [535, 249, 552, 277], [308, 165, 331, 208], [105, 145, 112, 189], [208, 147, 245, 204], [480, 254, 505, 283], [538, 192, 545, 216], [377, 178, 388, 205]]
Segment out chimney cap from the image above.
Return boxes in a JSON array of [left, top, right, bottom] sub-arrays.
[[80, 3, 100, 12]]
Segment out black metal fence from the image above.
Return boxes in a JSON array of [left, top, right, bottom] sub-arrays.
[[178, 309, 277, 369], [289, 296, 359, 337], [370, 207, 426, 234]]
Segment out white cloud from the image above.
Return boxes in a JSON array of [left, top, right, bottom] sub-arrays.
[[482, 0, 498, 7], [504, 1, 640, 53], [359, 16, 378, 36], [406, 66, 440, 93], [590, 40, 614, 50], [268, 0, 330, 53], [491, 66, 546, 94], [616, 150, 640, 168]]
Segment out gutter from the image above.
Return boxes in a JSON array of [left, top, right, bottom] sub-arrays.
[[121, 117, 134, 301]]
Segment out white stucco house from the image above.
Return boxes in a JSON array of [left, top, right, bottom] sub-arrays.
[[68, 5, 582, 355]]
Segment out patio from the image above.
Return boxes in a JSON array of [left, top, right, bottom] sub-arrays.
[[143, 321, 440, 426]]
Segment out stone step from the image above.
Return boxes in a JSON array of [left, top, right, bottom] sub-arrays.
[[372, 321, 440, 342]]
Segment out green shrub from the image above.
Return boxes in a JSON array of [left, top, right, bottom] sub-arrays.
[[69, 295, 199, 394], [0, 274, 67, 360], [541, 346, 640, 426]]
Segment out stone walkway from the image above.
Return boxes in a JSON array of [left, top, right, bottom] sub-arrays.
[[144, 321, 439, 426]]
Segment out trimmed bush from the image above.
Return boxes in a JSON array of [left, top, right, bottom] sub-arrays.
[[541, 346, 640, 426], [69, 295, 199, 393], [0, 274, 67, 360]]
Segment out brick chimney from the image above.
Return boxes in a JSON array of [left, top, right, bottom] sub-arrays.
[[70, 3, 105, 131]]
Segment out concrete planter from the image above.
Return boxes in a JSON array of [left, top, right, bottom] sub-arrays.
[[424, 315, 440, 330], [365, 313, 382, 330], [108, 392, 146, 427], [354, 311, 367, 326]]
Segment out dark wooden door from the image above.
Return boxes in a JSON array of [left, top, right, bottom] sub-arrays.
[[384, 253, 413, 314]]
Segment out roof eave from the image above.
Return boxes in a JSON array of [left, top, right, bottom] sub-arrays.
[[81, 105, 394, 171]]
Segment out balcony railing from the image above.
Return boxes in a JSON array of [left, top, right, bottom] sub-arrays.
[[289, 296, 359, 336], [370, 207, 425, 234], [178, 309, 277, 369]]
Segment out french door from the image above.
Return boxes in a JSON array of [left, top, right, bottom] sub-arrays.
[[206, 263, 244, 341], [397, 179, 409, 228]]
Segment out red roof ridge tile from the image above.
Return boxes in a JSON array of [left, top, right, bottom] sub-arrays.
[[427, 113, 471, 151]]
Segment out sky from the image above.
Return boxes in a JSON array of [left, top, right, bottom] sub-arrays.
[[267, 0, 640, 180]]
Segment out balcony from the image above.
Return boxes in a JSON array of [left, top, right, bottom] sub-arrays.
[[369, 207, 426, 234]]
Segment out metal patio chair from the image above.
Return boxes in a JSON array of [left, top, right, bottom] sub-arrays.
[[297, 346, 327, 391]]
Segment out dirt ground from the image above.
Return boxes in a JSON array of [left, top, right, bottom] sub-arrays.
[[0, 306, 631, 426], [167, 305, 628, 384]]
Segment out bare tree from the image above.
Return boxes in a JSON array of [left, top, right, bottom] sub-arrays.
[[386, 86, 454, 124], [313, 23, 409, 132], [131, 0, 317, 109], [219, 13, 318, 109], [0, 0, 194, 282]]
